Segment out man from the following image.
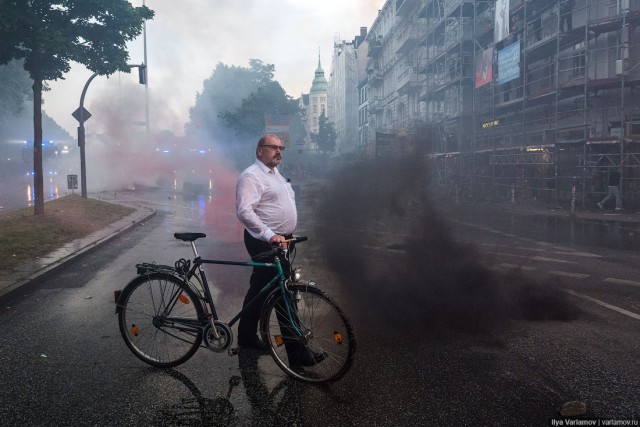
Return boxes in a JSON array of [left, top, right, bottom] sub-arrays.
[[559, 0, 575, 32], [236, 134, 325, 366], [597, 169, 622, 211]]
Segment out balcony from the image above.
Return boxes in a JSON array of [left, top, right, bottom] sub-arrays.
[[369, 98, 385, 113], [395, 20, 426, 54], [397, 67, 421, 94], [368, 67, 383, 86], [367, 36, 383, 57]]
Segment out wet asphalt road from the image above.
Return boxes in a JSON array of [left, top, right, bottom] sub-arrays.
[[1, 186, 639, 425]]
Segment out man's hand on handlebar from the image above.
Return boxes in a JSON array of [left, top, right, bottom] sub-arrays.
[[269, 234, 289, 249]]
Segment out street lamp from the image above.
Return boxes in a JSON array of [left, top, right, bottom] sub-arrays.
[[72, 64, 147, 198]]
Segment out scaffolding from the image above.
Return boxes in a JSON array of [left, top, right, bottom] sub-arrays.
[[413, 0, 640, 207]]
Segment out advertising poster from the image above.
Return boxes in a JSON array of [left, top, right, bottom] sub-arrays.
[[494, 0, 510, 44], [475, 46, 494, 88], [497, 41, 520, 84]]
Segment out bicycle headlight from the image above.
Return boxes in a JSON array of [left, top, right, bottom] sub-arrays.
[[292, 267, 302, 281]]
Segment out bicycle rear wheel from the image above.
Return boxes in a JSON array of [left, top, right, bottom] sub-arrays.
[[260, 283, 356, 383], [118, 272, 204, 368]]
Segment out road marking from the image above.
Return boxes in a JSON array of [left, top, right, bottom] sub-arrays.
[[549, 271, 590, 279], [566, 290, 640, 321], [531, 256, 578, 264], [603, 277, 640, 288], [553, 251, 602, 258], [495, 263, 536, 271], [515, 246, 546, 252], [360, 245, 406, 253], [486, 251, 579, 265]]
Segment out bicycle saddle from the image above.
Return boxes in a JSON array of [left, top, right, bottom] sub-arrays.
[[174, 232, 206, 242]]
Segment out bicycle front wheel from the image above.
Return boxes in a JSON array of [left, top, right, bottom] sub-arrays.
[[260, 283, 356, 384], [118, 272, 205, 368]]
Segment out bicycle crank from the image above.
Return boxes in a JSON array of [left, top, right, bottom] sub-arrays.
[[203, 321, 232, 353]]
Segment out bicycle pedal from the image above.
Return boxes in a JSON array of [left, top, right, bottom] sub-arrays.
[[228, 347, 239, 357]]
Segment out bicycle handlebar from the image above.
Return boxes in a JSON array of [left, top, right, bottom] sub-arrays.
[[280, 236, 307, 245], [251, 236, 307, 261]]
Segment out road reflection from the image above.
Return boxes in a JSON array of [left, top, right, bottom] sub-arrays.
[[238, 349, 305, 425], [0, 174, 66, 211], [152, 369, 240, 426], [148, 351, 306, 426], [507, 214, 640, 251]]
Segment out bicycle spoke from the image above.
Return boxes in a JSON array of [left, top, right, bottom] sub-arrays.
[[118, 272, 204, 368], [261, 284, 356, 383]]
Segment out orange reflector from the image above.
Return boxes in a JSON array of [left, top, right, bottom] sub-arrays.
[[178, 294, 190, 304], [333, 331, 343, 344], [131, 324, 139, 336], [274, 335, 284, 347]]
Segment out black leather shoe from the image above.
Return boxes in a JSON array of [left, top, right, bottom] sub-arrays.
[[238, 336, 269, 351], [289, 350, 328, 367]]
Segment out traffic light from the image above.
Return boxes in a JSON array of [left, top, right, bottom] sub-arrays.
[[138, 65, 147, 85]]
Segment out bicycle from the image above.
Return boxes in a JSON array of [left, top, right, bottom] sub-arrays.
[[114, 232, 356, 384]]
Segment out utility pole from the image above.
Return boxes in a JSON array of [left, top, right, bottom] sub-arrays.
[[73, 65, 147, 198], [143, 0, 150, 137], [72, 73, 98, 199]]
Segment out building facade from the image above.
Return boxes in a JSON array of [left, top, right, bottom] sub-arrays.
[[329, 28, 368, 157], [354, 0, 640, 207], [307, 56, 329, 146]]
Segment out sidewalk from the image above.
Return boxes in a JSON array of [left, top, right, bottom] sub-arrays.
[[483, 199, 640, 224], [0, 204, 156, 298]]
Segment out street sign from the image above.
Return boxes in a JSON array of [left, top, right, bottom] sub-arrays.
[[72, 107, 91, 123], [67, 174, 78, 190]]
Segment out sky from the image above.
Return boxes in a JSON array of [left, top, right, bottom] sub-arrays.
[[43, 0, 384, 138]]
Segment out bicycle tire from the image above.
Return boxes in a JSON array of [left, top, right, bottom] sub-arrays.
[[259, 283, 356, 384], [118, 272, 205, 368]]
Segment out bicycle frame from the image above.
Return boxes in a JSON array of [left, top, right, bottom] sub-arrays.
[[182, 240, 302, 341]]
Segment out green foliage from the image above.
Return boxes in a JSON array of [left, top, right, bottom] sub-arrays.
[[220, 81, 298, 136], [185, 59, 299, 168], [314, 111, 337, 154], [185, 60, 271, 138], [0, 0, 154, 80], [0, 59, 31, 116], [0, 0, 153, 214]]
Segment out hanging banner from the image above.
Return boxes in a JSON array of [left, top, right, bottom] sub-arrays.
[[497, 41, 520, 84], [494, 0, 510, 44], [475, 46, 494, 88]]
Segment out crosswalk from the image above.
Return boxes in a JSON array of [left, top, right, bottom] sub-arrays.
[[454, 219, 640, 321]]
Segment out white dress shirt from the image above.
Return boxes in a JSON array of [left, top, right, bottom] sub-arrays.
[[236, 160, 297, 242]]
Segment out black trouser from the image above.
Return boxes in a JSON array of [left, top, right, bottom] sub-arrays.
[[238, 230, 292, 342], [239, 231, 308, 359], [560, 11, 572, 31]]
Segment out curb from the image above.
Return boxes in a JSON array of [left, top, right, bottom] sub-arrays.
[[0, 207, 156, 298]]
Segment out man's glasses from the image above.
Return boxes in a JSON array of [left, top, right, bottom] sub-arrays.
[[260, 144, 285, 152]]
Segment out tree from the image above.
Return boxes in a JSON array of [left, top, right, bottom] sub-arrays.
[[0, 59, 32, 117], [186, 59, 298, 168], [220, 81, 298, 136], [186, 59, 276, 138], [314, 111, 337, 154], [0, 1, 153, 215]]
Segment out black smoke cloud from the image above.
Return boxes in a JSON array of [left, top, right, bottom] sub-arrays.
[[312, 155, 579, 337]]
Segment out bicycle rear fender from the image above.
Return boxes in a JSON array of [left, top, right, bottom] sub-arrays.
[[136, 262, 175, 275]]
